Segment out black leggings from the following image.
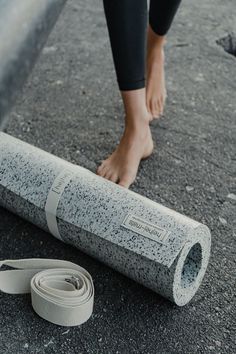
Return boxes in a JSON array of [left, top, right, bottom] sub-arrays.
[[103, 0, 181, 91]]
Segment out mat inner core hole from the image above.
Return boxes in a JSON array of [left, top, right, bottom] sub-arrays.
[[181, 243, 202, 288]]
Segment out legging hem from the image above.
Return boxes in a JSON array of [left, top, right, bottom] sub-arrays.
[[149, 21, 168, 37], [118, 78, 145, 91]]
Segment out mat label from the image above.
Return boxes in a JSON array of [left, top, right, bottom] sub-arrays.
[[121, 214, 169, 244]]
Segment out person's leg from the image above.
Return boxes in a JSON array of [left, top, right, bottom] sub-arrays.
[[146, 0, 182, 118], [98, 0, 153, 188], [102, 0, 147, 91]]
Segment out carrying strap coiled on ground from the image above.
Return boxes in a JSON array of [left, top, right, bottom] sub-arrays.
[[0, 258, 94, 326]]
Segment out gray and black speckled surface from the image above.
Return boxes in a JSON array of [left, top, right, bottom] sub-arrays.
[[0, 132, 211, 306]]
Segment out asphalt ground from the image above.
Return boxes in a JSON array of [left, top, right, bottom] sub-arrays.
[[0, 0, 235, 353]]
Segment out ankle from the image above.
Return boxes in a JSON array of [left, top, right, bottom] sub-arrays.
[[148, 25, 167, 46], [125, 117, 150, 135], [147, 45, 165, 61], [126, 107, 150, 125], [147, 28, 166, 58]]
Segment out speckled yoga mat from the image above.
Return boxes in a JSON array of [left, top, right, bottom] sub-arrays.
[[0, 132, 211, 306]]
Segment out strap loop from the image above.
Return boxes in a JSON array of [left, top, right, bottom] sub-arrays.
[[0, 258, 94, 327]]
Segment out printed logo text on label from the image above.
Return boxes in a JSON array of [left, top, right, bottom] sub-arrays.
[[121, 214, 169, 244]]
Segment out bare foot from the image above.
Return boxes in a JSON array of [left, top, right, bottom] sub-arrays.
[[146, 27, 167, 119], [97, 118, 153, 188]]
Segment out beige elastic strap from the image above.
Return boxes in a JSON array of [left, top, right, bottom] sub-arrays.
[[0, 258, 94, 327], [45, 168, 76, 241]]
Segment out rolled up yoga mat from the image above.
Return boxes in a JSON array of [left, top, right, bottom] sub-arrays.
[[0, 132, 211, 306]]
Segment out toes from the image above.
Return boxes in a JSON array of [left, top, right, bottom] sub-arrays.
[[100, 169, 108, 178], [99, 164, 132, 187], [146, 98, 151, 115], [147, 90, 167, 119], [156, 100, 162, 117], [150, 100, 155, 115], [96, 165, 103, 175], [150, 100, 160, 118], [158, 99, 164, 116], [102, 169, 119, 184], [97, 163, 108, 177], [97, 160, 105, 174], [110, 173, 119, 183], [118, 174, 135, 189], [104, 170, 113, 180], [119, 179, 132, 188], [118, 179, 130, 188], [162, 91, 167, 107]]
